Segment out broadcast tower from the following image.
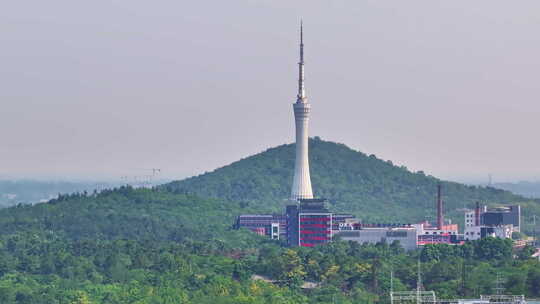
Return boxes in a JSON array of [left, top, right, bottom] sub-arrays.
[[291, 22, 314, 201]]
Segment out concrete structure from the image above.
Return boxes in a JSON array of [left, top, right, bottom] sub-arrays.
[[464, 224, 513, 241], [414, 222, 460, 246], [287, 199, 332, 247], [336, 227, 418, 251], [465, 210, 476, 228], [462, 204, 520, 241], [291, 22, 314, 201], [482, 205, 521, 232], [463, 226, 482, 241], [270, 222, 280, 240], [414, 222, 459, 236], [332, 214, 357, 230], [234, 214, 287, 240]]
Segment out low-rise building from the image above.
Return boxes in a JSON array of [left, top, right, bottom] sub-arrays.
[[234, 214, 287, 240], [464, 225, 513, 241], [335, 227, 418, 251]]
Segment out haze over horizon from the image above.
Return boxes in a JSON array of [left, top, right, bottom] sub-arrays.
[[2, 1, 539, 183]]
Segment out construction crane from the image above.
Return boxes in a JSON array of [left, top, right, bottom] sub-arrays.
[[120, 168, 162, 188]]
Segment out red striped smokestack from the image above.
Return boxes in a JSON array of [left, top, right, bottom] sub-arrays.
[[437, 184, 443, 230]]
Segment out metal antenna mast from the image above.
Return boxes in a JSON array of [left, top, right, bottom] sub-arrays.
[[417, 259, 422, 304], [494, 272, 505, 295]]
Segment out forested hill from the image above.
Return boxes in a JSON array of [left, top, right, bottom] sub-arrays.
[[0, 187, 262, 247], [164, 138, 533, 226]]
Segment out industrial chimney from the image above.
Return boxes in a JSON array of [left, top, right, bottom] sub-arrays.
[[475, 201, 481, 226], [437, 184, 444, 230]]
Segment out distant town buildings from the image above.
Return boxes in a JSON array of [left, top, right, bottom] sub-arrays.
[[234, 198, 521, 250]]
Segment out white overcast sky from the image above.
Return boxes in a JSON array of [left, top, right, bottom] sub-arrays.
[[1, 1, 539, 183]]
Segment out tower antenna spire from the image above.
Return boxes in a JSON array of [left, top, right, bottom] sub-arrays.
[[300, 19, 303, 46], [297, 20, 306, 102]]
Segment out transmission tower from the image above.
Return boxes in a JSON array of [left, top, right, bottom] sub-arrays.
[[494, 272, 505, 295]]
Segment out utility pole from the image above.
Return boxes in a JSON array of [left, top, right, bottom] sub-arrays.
[[533, 215, 537, 247], [390, 270, 394, 304], [417, 259, 422, 304]]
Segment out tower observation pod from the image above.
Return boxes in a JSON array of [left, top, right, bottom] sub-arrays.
[[291, 21, 314, 201]]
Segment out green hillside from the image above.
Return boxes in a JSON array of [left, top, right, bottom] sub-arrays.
[[1, 138, 534, 239], [0, 187, 261, 247], [164, 137, 536, 229], [1, 139, 540, 302]]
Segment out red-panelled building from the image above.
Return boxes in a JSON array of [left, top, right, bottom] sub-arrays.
[[299, 213, 332, 247], [294, 199, 333, 247]]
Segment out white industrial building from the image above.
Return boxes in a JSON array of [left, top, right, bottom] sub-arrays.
[[463, 225, 513, 241], [335, 227, 418, 251]]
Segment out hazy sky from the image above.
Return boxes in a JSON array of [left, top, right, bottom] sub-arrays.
[[1, 1, 540, 183]]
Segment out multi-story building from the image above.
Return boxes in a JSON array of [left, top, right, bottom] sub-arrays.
[[464, 210, 476, 228], [482, 205, 521, 232], [462, 204, 520, 241], [286, 199, 333, 247]]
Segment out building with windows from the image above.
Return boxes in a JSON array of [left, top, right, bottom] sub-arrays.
[[286, 199, 333, 247], [482, 205, 521, 232], [233, 214, 286, 240], [335, 227, 418, 251], [462, 204, 520, 241], [414, 221, 461, 246]]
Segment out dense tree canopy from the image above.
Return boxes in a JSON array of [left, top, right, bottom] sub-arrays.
[[0, 232, 539, 303]]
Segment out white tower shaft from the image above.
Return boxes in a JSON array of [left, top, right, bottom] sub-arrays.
[[291, 22, 314, 200]]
